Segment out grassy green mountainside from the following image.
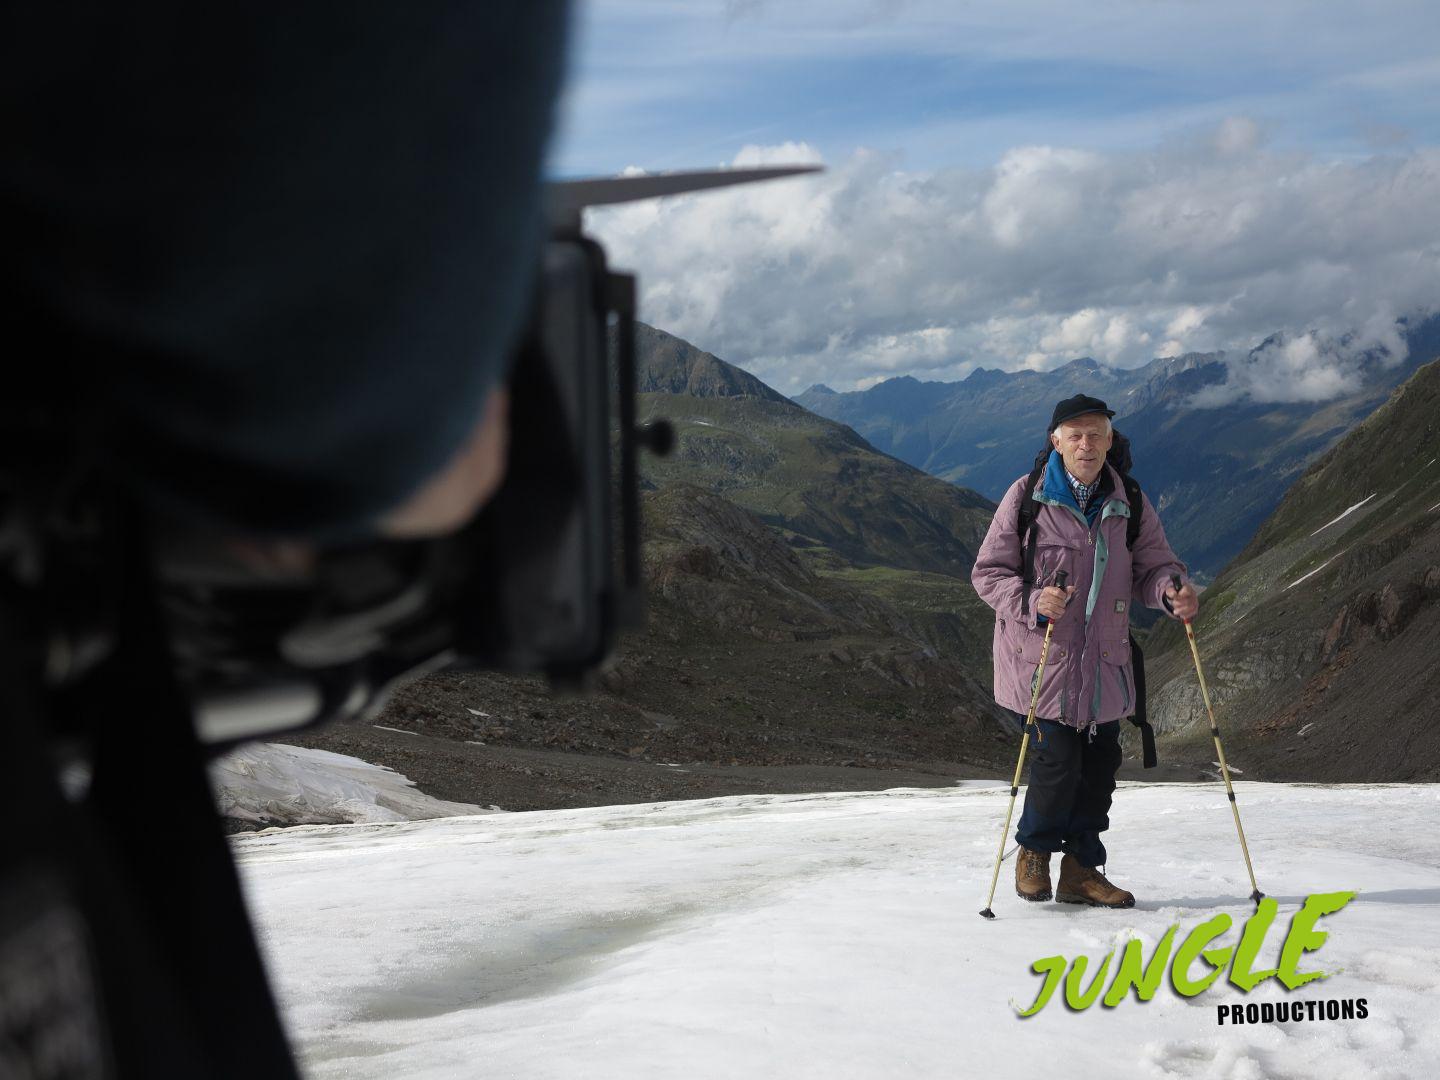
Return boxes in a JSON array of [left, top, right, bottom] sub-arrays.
[[1145, 358, 1440, 781], [634, 323, 995, 578]]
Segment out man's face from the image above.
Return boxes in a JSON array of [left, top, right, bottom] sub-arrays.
[[1050, 414, 1113, 485]]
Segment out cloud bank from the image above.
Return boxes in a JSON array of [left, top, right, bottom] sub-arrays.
[[587, 129, 1440, 400]]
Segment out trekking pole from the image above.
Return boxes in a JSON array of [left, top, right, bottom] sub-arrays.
[[979, 570, 1067, 920], [1171, 573, 1264, 906]]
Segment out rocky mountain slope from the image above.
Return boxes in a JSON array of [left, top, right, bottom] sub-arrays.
[[635, 323, 995, 578], [1144, 358, 1440, 781], [287, 325, 1016, 810]]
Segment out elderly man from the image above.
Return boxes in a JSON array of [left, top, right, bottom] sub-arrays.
[[972, 394, 1198, 908]]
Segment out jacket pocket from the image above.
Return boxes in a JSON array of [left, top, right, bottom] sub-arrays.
[[1033, 540, 1083, 591], [1008, 625, 1072, 713], [1010, 623, 1075, 664], [1098, 642, 1134, 716]]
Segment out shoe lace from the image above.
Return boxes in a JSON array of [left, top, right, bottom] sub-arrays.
[[1023, 850, 1047, 877], [1078, 864, 1128, 897], [1063, 859, 1104, 886]]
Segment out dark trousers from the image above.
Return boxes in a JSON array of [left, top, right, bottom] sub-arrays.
[[1009, 713, 1122, 868]]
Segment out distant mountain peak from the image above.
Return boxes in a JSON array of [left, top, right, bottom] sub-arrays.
[[804, 383, 837, 396], [963, 366, 1005, 386], [1057, 356, 1118, 378], [633, 323, 790, 405]]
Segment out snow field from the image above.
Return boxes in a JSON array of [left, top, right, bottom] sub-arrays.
[[235, 782, 1440, 1079]]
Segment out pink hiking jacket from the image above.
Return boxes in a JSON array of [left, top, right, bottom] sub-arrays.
[[971, 462, 1186, 729]]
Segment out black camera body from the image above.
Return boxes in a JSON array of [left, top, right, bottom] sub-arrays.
[[154, 167, 816, 750], [453, 233, 648, 681], [161, 227, 655, 748]]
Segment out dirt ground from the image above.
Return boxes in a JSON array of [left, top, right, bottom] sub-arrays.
[[282, 716, 996, 814], [270, 667, 1221, 823]]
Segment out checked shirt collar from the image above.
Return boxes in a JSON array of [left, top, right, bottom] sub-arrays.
[[1066, 469, 1101, 514]]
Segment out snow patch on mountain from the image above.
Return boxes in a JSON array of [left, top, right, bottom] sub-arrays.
[[1311, 493, 1377, 536], [211, 743, 491, 826]]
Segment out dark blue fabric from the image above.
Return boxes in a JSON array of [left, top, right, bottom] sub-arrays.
[[3, 1, 571, 539], [1044, 450, 1104, 526], [1011, 713, 1122, 867]]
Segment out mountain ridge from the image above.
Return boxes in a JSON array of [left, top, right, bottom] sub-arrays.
[[792, 315, 1440, 575]]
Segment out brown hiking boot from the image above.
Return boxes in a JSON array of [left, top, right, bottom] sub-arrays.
[[1015, 846, 1053, 902], [1056, 854, 1135, 908]]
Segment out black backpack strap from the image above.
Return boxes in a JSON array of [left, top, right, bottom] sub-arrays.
[[1017, 457, 1047, 616], [1104, 430, 1143, 551], [1118, 463, 1153, 765], [1128, 633, 1157, 768], [1122, 474, 1143, 550]]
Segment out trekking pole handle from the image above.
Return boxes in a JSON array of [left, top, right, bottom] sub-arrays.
[[1048, 570, 1069, 618], [1170, 573, 1191, 625]]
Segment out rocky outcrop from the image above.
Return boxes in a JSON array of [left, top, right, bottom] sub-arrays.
[[1320, 565, 1440, 660], [1149, 626, 1319, 735]]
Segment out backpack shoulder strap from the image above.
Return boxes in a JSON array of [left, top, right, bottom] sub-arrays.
[[1122, 474, 1143, 551], [1128, 633, 1157, 768], [1017, 451, 1048, 616], [1107, 430, 1144, 551]]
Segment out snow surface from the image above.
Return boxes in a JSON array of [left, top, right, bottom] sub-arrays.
[[211, 743, 489, 826], [1310, 493, 1376, 536], [236, 782, 1440, 1079]]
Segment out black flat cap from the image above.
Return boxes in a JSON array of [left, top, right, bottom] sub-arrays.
[[1049, 394, 1115, 433]]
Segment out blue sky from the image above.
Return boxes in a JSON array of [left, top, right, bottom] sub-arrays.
[[552, 1, 1439, 172], [548, 1, 1440, 395]]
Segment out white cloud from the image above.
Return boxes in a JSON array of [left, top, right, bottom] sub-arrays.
[[982, 147, 1103, 248], [732, 141, 827, 168], [1190, 306, 1414, 408], [1190, 334, 1352, 407], [587, 129, 1440, 398], [1165, 306, 1210, 342], [1036, 308, 1148, 357], [1214, 116, 1264, 156]]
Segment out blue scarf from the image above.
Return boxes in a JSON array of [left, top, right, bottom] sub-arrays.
[[1044, 450, 1105, 525]]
